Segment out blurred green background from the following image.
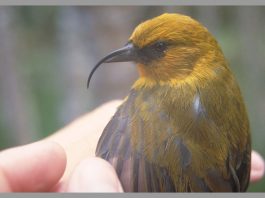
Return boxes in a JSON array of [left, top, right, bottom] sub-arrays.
[[0, 6, 264, 191]]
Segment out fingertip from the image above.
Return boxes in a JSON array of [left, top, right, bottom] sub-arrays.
[[45, 141, 68, 184], [0, 141, 67, 192], [66, 157, 123, 192], [250, 150, 265, 182], [46, 141, 67, 171]]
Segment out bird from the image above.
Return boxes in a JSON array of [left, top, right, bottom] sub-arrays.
[[87, 13, 251, 192]]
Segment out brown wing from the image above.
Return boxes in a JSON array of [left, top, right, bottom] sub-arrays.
[[96, 89, 177, 191]]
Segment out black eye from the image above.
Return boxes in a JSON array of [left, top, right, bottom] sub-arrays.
[[138, 41, 168, 63], [154, 41, 167, 52]]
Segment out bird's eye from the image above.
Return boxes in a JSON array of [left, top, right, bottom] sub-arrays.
[[138, 41, 168, 63], [154, 41, 167, 52]]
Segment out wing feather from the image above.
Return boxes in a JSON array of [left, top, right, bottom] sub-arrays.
[[95, 87, 250, 192]]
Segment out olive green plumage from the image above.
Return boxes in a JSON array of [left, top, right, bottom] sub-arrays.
[[90, 13, 251, 192]]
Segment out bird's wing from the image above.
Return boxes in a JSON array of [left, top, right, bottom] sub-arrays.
[[96, 89, 178, 191], [95, 88, 250, 192]]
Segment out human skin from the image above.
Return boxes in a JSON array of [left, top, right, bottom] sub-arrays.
[[0, 100, 264, 192]]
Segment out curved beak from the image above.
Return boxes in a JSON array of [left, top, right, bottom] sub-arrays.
[[87, 43, 137, 88]]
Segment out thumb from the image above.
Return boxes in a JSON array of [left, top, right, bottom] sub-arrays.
[[65, 157, 123, 192]]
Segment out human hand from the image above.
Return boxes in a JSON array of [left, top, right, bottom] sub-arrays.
[[0, 100, 123, 192], [0, 100, 264, 192]]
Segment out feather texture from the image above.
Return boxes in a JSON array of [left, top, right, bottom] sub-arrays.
[[96, 73, 250, 191], [94, 13, 251, 192]]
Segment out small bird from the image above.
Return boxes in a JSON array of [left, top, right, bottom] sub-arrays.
[[87, 13, 251, 192]]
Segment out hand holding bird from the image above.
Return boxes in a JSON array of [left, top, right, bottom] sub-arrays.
[[0, 100, 264, 192]]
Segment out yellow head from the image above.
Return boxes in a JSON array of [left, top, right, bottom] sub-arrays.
[[129, 13, 223, 80], [87, 13, 226, 88]]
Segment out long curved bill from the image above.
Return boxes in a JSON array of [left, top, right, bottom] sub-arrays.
[[87, 43, 137, 88]]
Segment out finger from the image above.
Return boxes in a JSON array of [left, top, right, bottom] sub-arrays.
[[0, 141, 66, 192], [250, 150, 265, 183], [64, 157, 123, 192], [46, 100, 122, 180]]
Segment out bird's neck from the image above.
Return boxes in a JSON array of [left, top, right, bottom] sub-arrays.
[[131, 50, 230, 113], [132, 50, 229, 91]]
